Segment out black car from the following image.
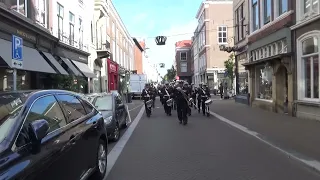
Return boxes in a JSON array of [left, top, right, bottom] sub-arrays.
[[91, 93, 129, 142], [0, 90, 108, 180]]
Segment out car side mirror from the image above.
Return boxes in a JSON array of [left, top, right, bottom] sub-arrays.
[[29, 119, 50, 143]]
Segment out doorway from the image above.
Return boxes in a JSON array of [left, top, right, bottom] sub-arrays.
[[275, 65, 288, 113]]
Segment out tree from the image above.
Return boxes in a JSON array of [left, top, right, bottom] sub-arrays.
[[165, 65, 176, 81], [224, 53, 235, 87]]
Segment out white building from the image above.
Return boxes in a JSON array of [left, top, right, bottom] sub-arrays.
[[51, 0, 96, 92]]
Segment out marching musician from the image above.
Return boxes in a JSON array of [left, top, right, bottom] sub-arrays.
[[141, 83, 152, 116], [183, 82, 192, 116], [161, 82, 173, 116], [174, 80, 189, 124], [199, 83, 211, 116], [149, 83, 156, 108], [191, 84, 197, 109], [197, 83, 203, 113]]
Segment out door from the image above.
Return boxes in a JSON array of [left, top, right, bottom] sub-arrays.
[[55, 94, 98, 178], [16, 95, 72, 180]]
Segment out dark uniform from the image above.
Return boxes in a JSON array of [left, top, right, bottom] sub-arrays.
[[197, 84, 203, 113], [174, 81, 189, 124], [183, 83, 192, 116], [141, 84, 152, 117], [191, 85, 197, 109], [150, 84, 156, 108], [199, 85, 211, 115], [161, 83, 173, 116], [158, 85, 164, 105]]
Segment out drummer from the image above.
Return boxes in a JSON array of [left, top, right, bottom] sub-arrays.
[[200, 83, 211, 116]]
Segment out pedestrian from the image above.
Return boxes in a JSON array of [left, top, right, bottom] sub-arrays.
[[197, 83, 203, 113], [219, 83, 224, 99]]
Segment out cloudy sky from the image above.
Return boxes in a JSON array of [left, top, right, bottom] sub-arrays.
[[113, 0, 202, 76]]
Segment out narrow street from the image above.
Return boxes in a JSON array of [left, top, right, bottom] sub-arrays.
[[104, 99, 320, 180]]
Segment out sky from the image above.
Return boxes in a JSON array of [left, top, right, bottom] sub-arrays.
[[113, 0, 202, 76]]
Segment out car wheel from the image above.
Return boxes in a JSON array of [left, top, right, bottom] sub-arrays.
[[91, 139, 107, 179], [112, 123, 120, 142]]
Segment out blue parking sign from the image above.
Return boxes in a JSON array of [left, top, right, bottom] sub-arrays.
[[12, 35, 23, 68]]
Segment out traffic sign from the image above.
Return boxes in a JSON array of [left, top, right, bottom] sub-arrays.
[[12, 35, 23, 68]]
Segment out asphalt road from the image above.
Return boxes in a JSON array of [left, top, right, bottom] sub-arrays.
[[107, 100, 144, 153], [105, 100, 320, 180]]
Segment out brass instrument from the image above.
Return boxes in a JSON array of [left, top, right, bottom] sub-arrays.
[[144, 90, 153, 109], [164, 88, 173, 107]]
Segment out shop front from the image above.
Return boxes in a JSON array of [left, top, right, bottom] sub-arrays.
[[107, 58, 118, 91], [0, 7, 94, 93], [0, 8, 69, 91], [244, 27, 294, 115]]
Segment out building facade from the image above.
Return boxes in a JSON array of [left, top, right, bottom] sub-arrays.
[[194, 0, 234, 90], [175, 40, 192, 83], [133, 39, 145, 74], [243, 0, 294, 114], [0, 0, 93, 93], [107, 0, 135, 94], [290, 0, 320, 120], [233, 0, 250, 103]]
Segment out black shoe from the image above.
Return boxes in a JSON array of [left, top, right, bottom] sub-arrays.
[[183, 121, 187, 125], [169, 113, 172, 116], [203, 113, 206, 116], [179, 121, 182, 124]]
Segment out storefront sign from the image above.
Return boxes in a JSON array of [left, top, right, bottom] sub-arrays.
[[16, 30, 36, 42], [110, 63, 117, 72]]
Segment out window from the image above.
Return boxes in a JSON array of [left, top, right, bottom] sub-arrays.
[[79, 18, 83, 49], [57, 3, 64, 40], [69, 12, 75, 46], [218, 26, 227, 44], [94, 96, 113, 110], [180, 62, 187, 72], [239, 4, 245, 40], [91, 21, 93, 43], [36, 0, 46, 27], [235, 8, 239, 42], [304, 0, 319, 15], [180, 52, 187, 61], [56, 95, 86, 123], [256, 65, 273, 100], [252, 0, 259, 31], [112, 40, 116, 60], [10, 0, 28, 16], [298, 35, 319, 100], [279, 0, 288, 15], [25, 95, 67, 133], [264, 0, 272, 24], [80, 99, 94, 113]]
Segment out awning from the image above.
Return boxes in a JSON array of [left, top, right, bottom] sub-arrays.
[[60, 57, 82, 76], [242, 53, 292, 67], [71, 60, 96, 78], [42, 52, 68, 75], [0, 39, 56, 74]]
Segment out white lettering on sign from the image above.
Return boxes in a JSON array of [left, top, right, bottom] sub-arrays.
[[110, 63, 116, 72]]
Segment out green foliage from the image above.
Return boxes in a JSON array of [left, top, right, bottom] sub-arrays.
[[224, 53, 235, 85], [165, 65, 176, 81]]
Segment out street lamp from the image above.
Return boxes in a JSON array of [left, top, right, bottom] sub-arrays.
[[219, 38, 240, 95]]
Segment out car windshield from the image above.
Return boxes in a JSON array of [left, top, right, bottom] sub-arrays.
[[0, 92, 30, 143], [93, 95, 113, 111]]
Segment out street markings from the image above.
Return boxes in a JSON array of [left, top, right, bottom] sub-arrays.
[[105, 105, 145, 179], [209, 110, 320, 173], [128, 103, 144, 112]]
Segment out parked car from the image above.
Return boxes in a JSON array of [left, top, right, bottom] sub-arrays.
[[91, 93, 129, 142], [0, 90, 108, 180]]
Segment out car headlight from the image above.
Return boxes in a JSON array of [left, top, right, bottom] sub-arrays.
[[104, 116, 113, 125]]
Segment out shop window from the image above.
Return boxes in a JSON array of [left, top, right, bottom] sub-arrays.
[[277, 41, 283, 54], [0, 69, 31, 91], [255, 65, 273, 100]]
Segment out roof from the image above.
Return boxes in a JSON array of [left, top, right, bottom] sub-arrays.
[[175, 40, 192, 48]]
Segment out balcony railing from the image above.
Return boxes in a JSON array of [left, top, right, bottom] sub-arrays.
[[55, 29, 88, 51], [97, 40, 110, 51]]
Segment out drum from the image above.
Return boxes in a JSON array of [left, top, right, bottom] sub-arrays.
[[205, 99, 212, 105], [166, 98, 173, 106], [146, 99, 153, 108]]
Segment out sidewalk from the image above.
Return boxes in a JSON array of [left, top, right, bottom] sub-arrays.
[[210, 100, 320, 162]]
